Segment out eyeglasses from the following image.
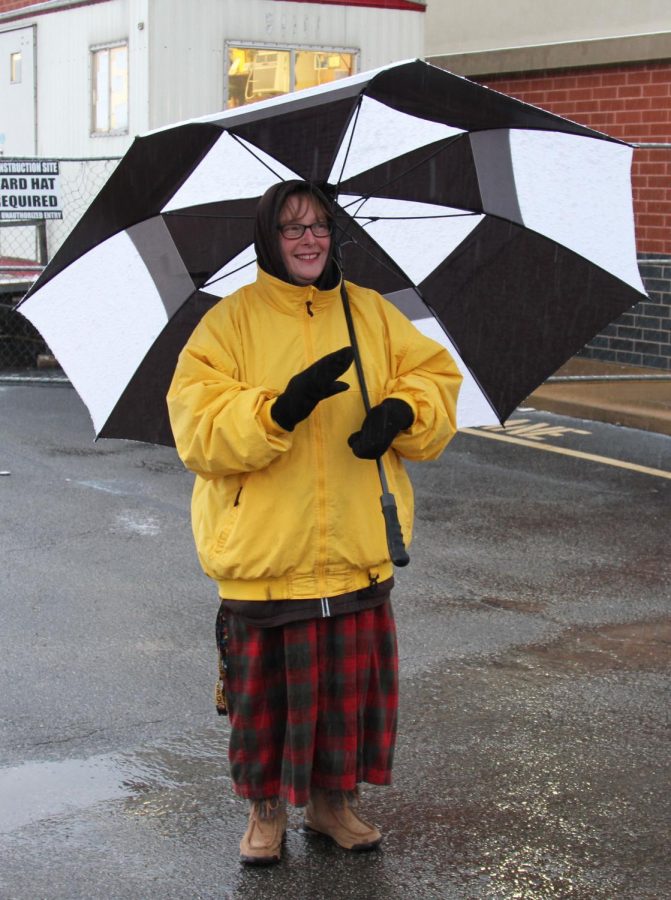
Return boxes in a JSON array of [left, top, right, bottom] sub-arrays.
[[277, 221, 332, 240]]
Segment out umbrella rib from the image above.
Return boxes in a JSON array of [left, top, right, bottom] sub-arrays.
[[332, 95, 364, 189], [163, 211, 475, 221], [369, 133, 464, 196], [334, 221, 410, 286], [337, 133, 470, 215], [228, 132, 296, 182], [334, 224, 496, 422], [164, 211, 256, 220], [202, 257, 256, 290], [330, 96, 374, 251], [343, 195, 373, 237], [349, 212, 477, 222]]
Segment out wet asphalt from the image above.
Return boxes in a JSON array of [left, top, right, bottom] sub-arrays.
[[1, 384, 669, 900]]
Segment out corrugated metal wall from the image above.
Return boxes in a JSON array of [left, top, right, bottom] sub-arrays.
[[2, 0, 423, 157], [31, 0, 139, 157], [0, 23, 35, 154], [147, 0, 424, 130]]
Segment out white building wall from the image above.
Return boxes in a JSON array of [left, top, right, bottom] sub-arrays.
[[29, 0, 133, 157], [147, 0, 424, 130], [2, 0, 424, 158], [0, 24, 36, 155]]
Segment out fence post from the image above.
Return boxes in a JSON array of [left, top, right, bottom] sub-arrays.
[[37, 221, 48, 265]]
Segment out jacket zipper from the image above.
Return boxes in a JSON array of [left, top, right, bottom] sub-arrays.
[[303, 288, 329, 595]]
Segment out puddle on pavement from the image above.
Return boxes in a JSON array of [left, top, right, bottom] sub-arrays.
[[1, 619, 668, 896], [0, 756, 131, 832], [4, 618, 656, 834], [387, 615, 671, 899], [476, 596, 547, 614], [0, 728, 230, 835], [513, 616, 671, 674], [428, 594, 548, 616]]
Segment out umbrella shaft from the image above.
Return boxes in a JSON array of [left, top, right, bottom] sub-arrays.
[[339, 282, 390, 496], [340, 280, 408, 566], [340, 281, 372, 414]]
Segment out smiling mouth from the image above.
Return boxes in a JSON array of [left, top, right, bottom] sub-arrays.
[[296, 253, 320, 261]]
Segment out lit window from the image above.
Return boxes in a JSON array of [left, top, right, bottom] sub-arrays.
[[91, 43, 128, 134], [226, 45, 356, 109], [10, 51, 21, 84]]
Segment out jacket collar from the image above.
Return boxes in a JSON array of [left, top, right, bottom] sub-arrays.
[[254, 266, 342, 316]]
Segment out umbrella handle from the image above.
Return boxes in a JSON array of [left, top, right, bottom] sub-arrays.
[[340, 281, 410, 568], [380, 486, 410, 568]]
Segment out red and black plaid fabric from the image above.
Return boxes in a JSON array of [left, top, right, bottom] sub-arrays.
[[222, 601, 398, 807]]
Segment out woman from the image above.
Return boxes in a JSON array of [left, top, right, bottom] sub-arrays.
[[167, 180, 462, 865]]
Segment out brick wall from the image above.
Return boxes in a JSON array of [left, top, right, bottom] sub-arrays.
[[0, 0, 43, 11], [579, 259, 671, 369], [479, 62, 671, 370]]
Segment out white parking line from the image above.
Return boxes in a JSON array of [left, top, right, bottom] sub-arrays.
[[461, 427, 671, 480]]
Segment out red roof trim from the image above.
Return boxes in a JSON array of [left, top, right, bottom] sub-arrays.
[[0, 0, 425, 20], [274, 0, 425, 10]]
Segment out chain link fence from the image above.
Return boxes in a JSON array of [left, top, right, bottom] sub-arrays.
[[0, 157, 120, 370]]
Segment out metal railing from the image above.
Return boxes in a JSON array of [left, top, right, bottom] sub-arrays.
[[547, 374, 671, 383]]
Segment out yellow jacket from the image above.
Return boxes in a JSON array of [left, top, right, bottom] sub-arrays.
[[167, 268, 462, 601]]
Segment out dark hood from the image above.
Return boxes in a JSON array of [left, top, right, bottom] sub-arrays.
[[254, 180, 340, 291]]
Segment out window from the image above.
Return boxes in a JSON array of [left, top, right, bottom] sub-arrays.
[[10, 51, 21, 84], [226, 44, 357, 109], [91, 42, 128, 134]]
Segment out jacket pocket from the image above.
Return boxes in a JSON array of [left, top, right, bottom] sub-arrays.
[[212, 478, 245, 554]]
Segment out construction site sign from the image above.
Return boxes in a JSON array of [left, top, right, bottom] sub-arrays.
[[0, 159, 62, 220]]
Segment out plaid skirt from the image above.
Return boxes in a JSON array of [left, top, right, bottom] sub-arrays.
[[218, 601, 398, 807]]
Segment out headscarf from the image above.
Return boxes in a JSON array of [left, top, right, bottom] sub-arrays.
[[254, 180, 340, 290]]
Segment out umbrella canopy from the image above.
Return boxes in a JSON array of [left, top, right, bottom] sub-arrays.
[[18, 59, 646, 445]]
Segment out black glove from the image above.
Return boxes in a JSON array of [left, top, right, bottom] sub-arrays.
[[348, 398, 414, 459], [271, 346, 354, 431]]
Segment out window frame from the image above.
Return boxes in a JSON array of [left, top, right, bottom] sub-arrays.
[[90, 39, 129, 137], [224, 40, 359, 108], [10, 50, 22, 84]]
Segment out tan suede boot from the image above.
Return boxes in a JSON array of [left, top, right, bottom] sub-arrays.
[[304, 789, 381, 851], [239, 798, 287, 865]]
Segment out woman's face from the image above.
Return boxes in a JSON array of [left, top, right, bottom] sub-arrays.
[[278, 195, 331, 285]]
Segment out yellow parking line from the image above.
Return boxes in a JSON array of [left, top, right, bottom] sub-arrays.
[[460, 428, 671, 480]]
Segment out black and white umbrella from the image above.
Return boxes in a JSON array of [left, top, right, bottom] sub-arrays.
[[19, 59, 646, 445]]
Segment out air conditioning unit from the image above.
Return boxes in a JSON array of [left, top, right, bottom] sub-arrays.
[[246, 52, 290, 99]]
